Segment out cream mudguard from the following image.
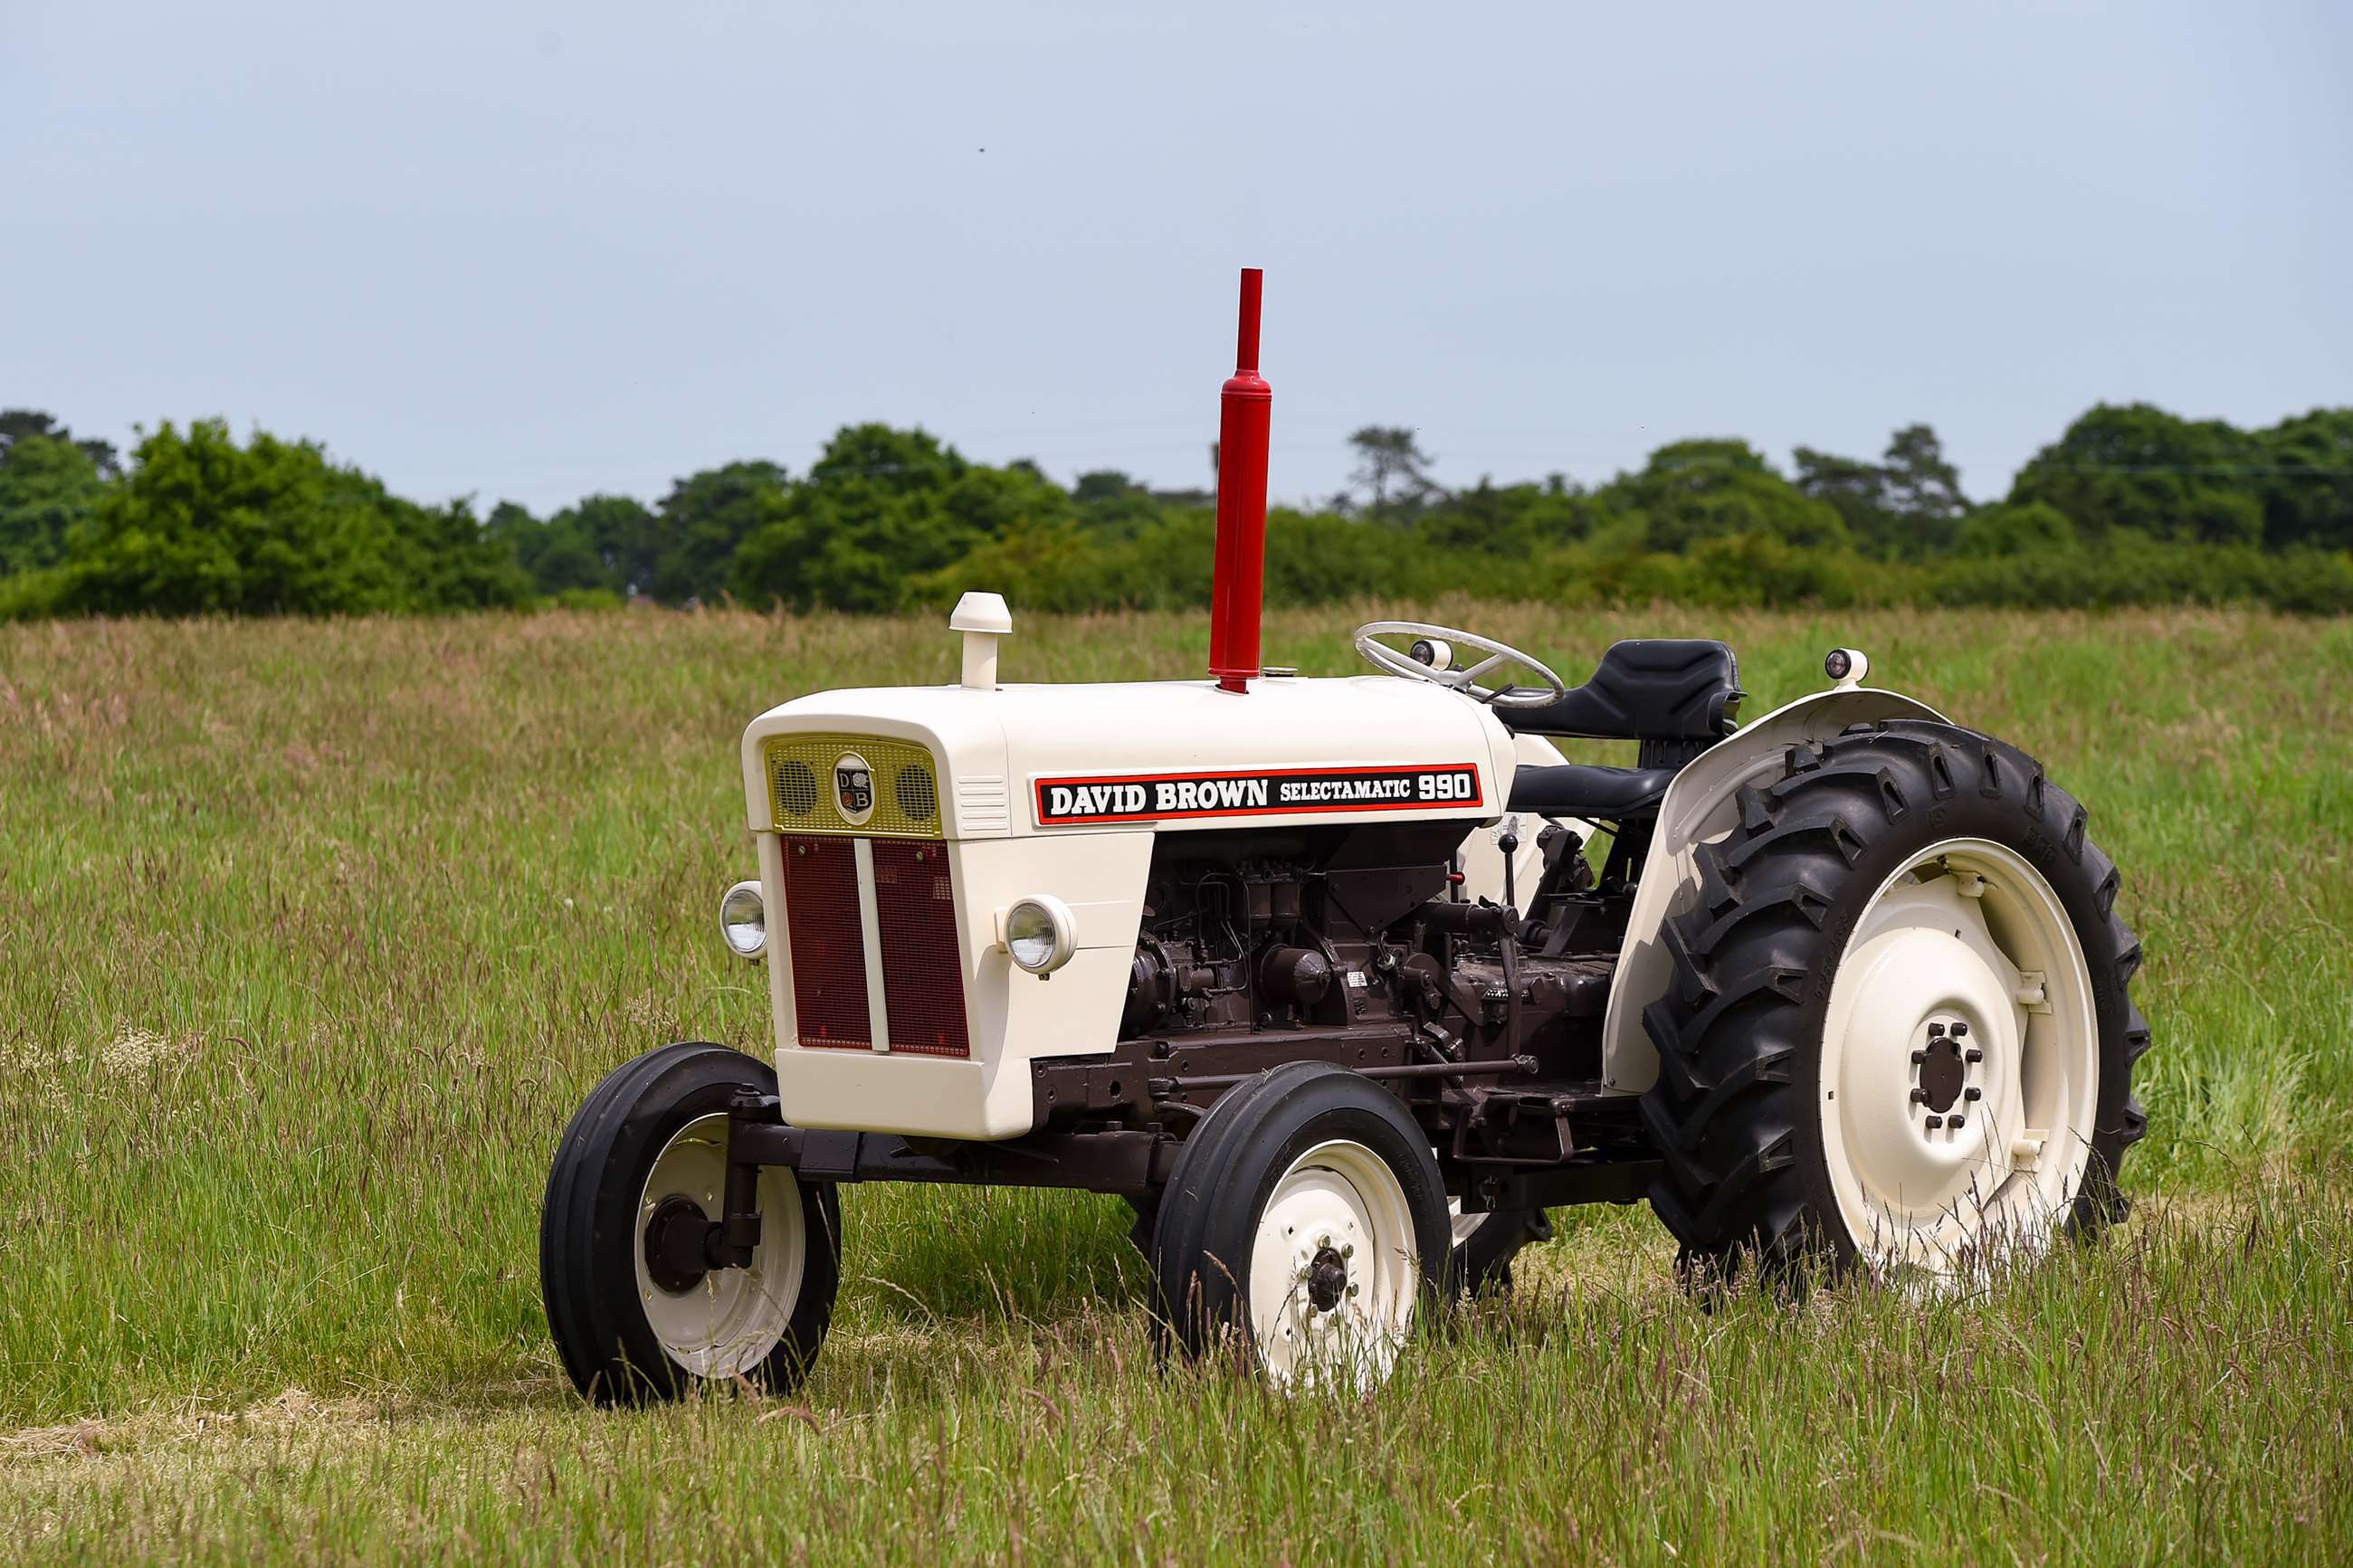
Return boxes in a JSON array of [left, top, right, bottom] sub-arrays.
[[740, 672, 1524, 1138], [1597, 684, 1948, 1093]]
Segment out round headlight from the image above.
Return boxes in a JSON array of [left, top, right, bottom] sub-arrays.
[[1004, 895, 1075, 975], [719, 880, 767, 960]]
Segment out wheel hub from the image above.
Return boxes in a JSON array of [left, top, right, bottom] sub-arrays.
[[1305, 1246, 1349, 1313], [643, 1193, 714, 1295], [1914, 1015, 1988, 1119]]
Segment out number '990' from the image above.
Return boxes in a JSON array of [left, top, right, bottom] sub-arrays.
[[1419, 771, 1474, 801]]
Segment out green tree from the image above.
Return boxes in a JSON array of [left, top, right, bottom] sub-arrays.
[[52, 419, 525, 615], [2009, 404, 2262, 544], [0, 432, 108, 574], [1958, 500, 2078, 556], [1597, 439, 1848, 554], [649, 461, 789, 604], [1347, 426, 1443, 521], [1072, 470, 1163, 536], [731, 425, 1053, 613], [2253, 409, 2353, 550], [0, 409, 119, 478], [1794, 424, 1967, 559]]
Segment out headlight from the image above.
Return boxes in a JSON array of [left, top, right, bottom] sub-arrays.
[[719, 880, 767, 960], [1003, 895, 1076, 975]]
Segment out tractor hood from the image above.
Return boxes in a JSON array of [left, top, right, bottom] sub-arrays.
[[740, 676, 1518, 840]]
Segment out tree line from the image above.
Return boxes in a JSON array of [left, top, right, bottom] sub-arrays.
[[3, 401, 2348, 621]]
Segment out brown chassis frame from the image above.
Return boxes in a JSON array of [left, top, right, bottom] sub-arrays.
[[702, 1076, 1659, 1272]]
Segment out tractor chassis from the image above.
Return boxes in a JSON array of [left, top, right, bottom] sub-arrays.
[[686, 1077, 1659, 1287]]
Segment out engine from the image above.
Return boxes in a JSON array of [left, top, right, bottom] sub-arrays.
[[1032, 817, 1642, 1183]]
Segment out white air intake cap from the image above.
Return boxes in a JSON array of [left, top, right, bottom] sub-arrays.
[[950, 592, 1013, 635], [951, 591, 1013, 690]]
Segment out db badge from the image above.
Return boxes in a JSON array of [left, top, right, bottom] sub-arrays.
[[834, 752, 875, 825]]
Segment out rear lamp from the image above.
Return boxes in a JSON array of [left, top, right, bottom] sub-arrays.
[[719, 880, 767, 960], [1003, 895, 1076, 975]]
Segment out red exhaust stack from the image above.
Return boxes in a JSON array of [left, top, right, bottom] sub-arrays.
[[1209, 268, 1272, 693]]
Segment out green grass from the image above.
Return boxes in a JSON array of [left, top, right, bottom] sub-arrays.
[[2, 604, 2348, 1563]]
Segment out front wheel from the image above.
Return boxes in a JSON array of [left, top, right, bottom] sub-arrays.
[[1151, 1062, 1450, 1391], [1640, 720, 2148, 1288], [540, 1042, 841, 1403]]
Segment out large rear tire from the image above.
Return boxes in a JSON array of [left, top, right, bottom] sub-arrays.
[[1639, 720, 2148, 1287], [540, 1042, 841, 1403]]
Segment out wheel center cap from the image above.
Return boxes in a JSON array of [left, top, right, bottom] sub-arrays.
[[1917, 1033, 1967, 1113], [643, 1193, 713, 1295], [1306, 1248, 1349, 1313]]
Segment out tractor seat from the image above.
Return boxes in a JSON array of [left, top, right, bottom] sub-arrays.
[[1500, 639, 1742, 749], [1507, 763, 1675, 822]]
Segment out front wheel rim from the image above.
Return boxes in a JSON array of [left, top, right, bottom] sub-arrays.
[[1818, 837, 2101, 1278], [1247, 1139, 1419, 1391], [633, 1113, 805, 1377]]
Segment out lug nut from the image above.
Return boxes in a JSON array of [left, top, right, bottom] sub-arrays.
[[1911, 1049, 1927, 1065], [1910, 1088, 1928, 1104], [1927, 1022, 1947, 1039], [1964, 1086, 1982, 1102], [1949, 1114, 1967, 1129], [1925, 1115, 1944, 1130], [1950, 1022, 1969, 1039], [1966, 1047, 1984, 1064]]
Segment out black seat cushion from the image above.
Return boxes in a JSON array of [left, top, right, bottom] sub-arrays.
[[1501, 639, 1741, 742], [1507, 763, 1676, 821]]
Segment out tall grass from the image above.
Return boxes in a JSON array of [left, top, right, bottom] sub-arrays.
[[1, 605, 2348, 1563]]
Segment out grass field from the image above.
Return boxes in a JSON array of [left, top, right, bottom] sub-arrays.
[[3, 603, 2349, 1563]]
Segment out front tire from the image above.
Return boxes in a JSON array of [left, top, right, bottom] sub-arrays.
[[1151, 1062, 1450, 1390], [1639, 720, 2148, 1287], [540, 1042, 841, 1404]]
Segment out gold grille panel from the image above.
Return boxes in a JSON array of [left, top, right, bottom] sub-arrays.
[[763, 734, 943, 838]]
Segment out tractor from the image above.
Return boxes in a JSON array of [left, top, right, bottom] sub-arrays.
[[539, 271, 2148, 1399]]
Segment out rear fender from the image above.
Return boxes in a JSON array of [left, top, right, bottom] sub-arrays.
[[1599, 686, 1950, 1094]]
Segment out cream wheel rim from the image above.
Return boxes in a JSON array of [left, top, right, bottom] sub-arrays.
[[1247, 1139, 1419, 1391], [1819, 837, 2100, 1278], [634, 1113, 806, 1377]]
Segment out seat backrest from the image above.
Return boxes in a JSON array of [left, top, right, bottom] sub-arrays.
[[1500, 639, 1742, 746]]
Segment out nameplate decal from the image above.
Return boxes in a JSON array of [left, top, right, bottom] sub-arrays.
[[1033, 764, 1482, 826]]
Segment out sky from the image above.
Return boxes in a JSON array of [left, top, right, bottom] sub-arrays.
[[6, 2, 2348, 516]]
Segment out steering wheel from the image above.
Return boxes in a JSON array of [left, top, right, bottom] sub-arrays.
[[1353, 621, 1569, 708]]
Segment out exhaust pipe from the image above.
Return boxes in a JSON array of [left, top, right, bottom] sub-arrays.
[[1208, 268, 1272, 694]]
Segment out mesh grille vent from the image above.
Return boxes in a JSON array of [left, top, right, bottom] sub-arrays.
[[871, 840, 970, 1058], [893, 764, 939, 824], [780, 835, 871, 1050], [762, 734, 942, 838]]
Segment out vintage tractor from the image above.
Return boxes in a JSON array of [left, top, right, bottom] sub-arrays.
[[539, 271, 2148, 1400]]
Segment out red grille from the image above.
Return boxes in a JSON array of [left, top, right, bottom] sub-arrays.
[[780, 836, 872, 1050], [870, 840, 971, 1058]]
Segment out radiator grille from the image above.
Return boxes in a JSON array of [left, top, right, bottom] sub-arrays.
[[871, 840, 971, 1057], [780, 835, 872, 1050], [764, 734, 942, 839]]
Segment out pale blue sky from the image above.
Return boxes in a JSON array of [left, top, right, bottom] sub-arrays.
[[7, 2, 2347, 513]]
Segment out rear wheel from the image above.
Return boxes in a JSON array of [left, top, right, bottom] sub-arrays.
[[1151, 1062, 1449, 1390], [1640, 721, 2148, 1287], [540, 1042, 841, 1403]]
